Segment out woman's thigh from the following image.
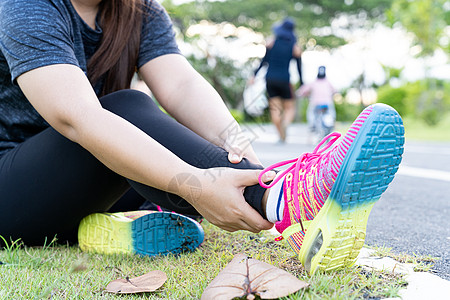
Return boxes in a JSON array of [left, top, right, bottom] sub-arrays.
[[0, 127, 129, 246]]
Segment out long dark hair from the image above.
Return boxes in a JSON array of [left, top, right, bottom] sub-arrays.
[[87, 0, 144, 96]]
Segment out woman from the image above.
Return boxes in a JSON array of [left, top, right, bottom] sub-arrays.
[[0, 0, 272, 245], [251, 18, 303, 143], [0, 0, 404, 274]]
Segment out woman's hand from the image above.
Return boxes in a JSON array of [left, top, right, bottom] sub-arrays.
[[222, 132, 262, 165], [182, 167, 275, 233]]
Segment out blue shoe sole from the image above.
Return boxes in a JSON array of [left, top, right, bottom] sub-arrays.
[[133, 212, 204, 256], [331, 103, 405, 207]]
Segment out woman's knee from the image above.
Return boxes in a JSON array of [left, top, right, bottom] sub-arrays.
[[99, 89, 160, 118]]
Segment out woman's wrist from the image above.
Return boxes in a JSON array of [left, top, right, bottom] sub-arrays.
[[167, 166, 208, 206]]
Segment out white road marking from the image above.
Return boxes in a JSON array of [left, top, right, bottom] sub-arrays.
[[398, 165, 450, 182], [405, 145, 450, 156]]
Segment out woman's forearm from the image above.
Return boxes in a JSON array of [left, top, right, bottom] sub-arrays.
[[74, 107, 197, 193], [140, 55, 242, 148]]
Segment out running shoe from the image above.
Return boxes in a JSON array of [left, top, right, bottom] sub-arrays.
[[78, 210, 204, 256], [259, 103, 404, 273]]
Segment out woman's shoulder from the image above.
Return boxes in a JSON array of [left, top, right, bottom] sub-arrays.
[[1, 0, 65, 10], [141, 0, 167, 16], [1, 0, 68, 20], [1, 0, 73, 36], [140, 0, 174, 29]]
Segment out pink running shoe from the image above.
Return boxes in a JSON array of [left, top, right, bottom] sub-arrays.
[[259, 103, 404, 273]]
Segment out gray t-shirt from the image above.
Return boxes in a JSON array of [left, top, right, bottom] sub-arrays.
[[0, 0, 180, 156]]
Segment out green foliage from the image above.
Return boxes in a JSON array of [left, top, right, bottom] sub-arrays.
[[243, 107, 272, 123], [376, 85, 408, 116], [415, 84, 449, 126], [297, 98, 309, 123], [0, 236, 23, 265], [164, 0, 393, 48], [382, 65, 403, 79], [161, 0, 399, 111], [377, 79, 450, 126], [185, 54, 247, 108], [335, 101, 363, 122], [229, 108, 245, 123], [387, 0, 449, 56], [401, 81, 424, 115]]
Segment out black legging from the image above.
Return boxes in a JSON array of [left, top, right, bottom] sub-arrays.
[[0, 90, 266, 246]]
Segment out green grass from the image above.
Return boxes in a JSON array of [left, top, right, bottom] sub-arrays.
[[335, 113, 450, 142], [402, 114, 450, 142], [369, 245, 440, 273], [1, 222, 409, 299]]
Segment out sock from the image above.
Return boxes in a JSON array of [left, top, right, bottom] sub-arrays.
[[265, 179, 285, 223]]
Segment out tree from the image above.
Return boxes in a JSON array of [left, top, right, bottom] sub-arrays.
[[387, 0, 449, 57], [385, 0, 450, 125], [165, 0, 394, 49], [161, 0, 395, 108]]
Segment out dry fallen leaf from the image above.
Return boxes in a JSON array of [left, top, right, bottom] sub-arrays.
[[201, 253, 309, 300], [105, 270, 167, 294]]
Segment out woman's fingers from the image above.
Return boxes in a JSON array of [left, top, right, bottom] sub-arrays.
[[215, 213, 273, 233], [236, 169, 276, 186], [227, 144, 243, 163], [194, 167, 276, 233]]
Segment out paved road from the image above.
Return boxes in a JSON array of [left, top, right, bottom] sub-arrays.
[[245, 123, 450, 280]]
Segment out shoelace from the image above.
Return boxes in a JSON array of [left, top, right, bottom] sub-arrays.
[[258, 132, 342, 230]]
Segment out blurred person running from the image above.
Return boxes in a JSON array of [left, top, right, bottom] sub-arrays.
[[250, 18, 303, 143]]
